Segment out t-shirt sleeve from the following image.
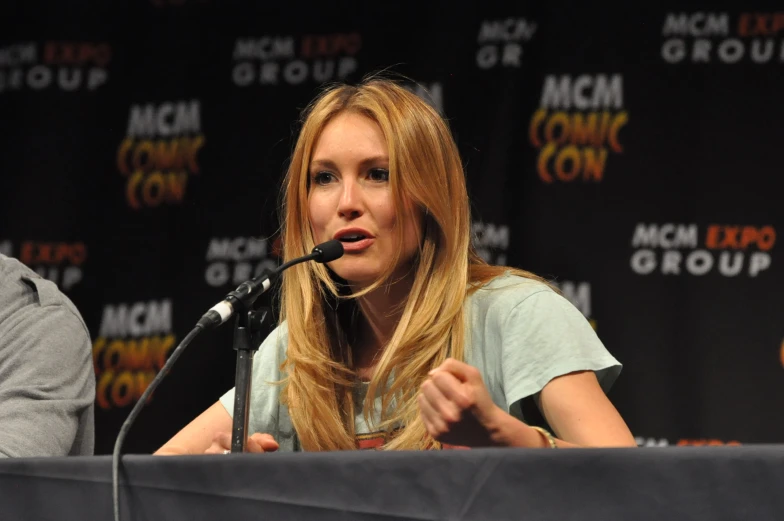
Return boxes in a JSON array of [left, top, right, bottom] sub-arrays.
[[500, 289, 621, 408]]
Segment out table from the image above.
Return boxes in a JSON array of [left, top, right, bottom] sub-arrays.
[[1, 446, 783, 520]]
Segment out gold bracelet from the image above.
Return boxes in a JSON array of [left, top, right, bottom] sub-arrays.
[[530, 426, 558, 449]]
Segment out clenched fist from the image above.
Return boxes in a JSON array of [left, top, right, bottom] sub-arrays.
[[417, 358, 506, 447]]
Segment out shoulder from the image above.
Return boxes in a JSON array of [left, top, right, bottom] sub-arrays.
[[468, 272, 557, 317], [467, 272, 594, 339], [0, 254, 90, 343], [467, 273, 621, 401], [267, 320, 289, 343], [0, 254, 40, 303], [257, 320, 290, 359]]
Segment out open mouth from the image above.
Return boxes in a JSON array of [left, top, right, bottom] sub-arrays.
[[338, 234, 368, 243]]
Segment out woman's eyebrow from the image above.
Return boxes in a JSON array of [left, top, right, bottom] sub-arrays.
[[309, 158, 337, 171], [309, 156, 389, 171]]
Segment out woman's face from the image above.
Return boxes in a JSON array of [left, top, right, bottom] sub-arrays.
[[307, 112, 420, 286]]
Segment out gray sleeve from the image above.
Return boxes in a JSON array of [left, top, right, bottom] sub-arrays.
[[501, 289, 622, 408], [0, 278, 95, 458]]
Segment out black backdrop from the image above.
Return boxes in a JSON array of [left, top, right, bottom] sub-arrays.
[[1, 0, 782, 454]]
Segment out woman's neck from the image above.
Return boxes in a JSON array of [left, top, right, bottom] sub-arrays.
[[351, 270, 415, 374]]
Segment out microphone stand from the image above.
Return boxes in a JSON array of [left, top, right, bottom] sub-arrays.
[[111, 240, 344, 521], [200, 241, 342, 453], [230, 305, 270, 453]]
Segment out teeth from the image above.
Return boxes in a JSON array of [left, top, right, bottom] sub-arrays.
[[340, 234, 365, 242]]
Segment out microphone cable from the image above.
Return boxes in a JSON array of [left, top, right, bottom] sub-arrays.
[[110, 239, 343, 521]]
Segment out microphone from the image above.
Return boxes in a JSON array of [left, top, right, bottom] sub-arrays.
[[196, 239, 344, 330], [111, 238, 343, 521]]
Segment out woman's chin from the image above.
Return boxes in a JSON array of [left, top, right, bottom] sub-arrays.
[[331, 269, 382, 287], [343, 275, 381, 287]]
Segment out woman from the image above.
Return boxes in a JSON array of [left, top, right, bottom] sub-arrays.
[[155, 78, 636, 454]]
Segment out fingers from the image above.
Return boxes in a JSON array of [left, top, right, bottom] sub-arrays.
[[419, 360, 507, 447], [204, 431, 231, 454], [249, 432, 279, 453], [431, 358, 481, 384], [204, 432, 279, 454], [421, 377, 464, 423], [418, 369, 474, 440], [428, 370, 474, 410], [418, 392, 447, 438]]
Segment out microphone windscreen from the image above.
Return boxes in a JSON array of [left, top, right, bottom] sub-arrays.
[[312, 240, 344, 263]]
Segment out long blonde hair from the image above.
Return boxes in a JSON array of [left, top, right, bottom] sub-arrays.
[[279, 76, 548, 451]]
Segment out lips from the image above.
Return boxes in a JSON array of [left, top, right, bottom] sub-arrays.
[[333, 228, 375, 253]]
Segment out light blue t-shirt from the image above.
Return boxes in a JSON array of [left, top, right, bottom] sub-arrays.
[[219, 274, 621, 450]]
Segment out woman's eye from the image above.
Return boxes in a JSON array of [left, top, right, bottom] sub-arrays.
[[368, 168, 390, 182], [312, 171, 335, 185]]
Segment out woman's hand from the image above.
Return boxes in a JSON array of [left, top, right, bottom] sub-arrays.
[[418, 358, 507, 447], [418, 360, 638, 449], [204, 432, 280, 454]]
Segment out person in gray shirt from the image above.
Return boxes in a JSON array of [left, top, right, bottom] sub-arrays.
[[0, 254, 95, 457]]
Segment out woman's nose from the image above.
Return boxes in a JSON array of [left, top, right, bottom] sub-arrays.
[[337, 178, 364, 219]]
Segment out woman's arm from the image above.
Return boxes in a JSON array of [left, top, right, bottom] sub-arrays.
[[154, 401, 233, 455], [154, 401, 279, 455], [493, 370, 637, 448], [420, 360, 636, 448]]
